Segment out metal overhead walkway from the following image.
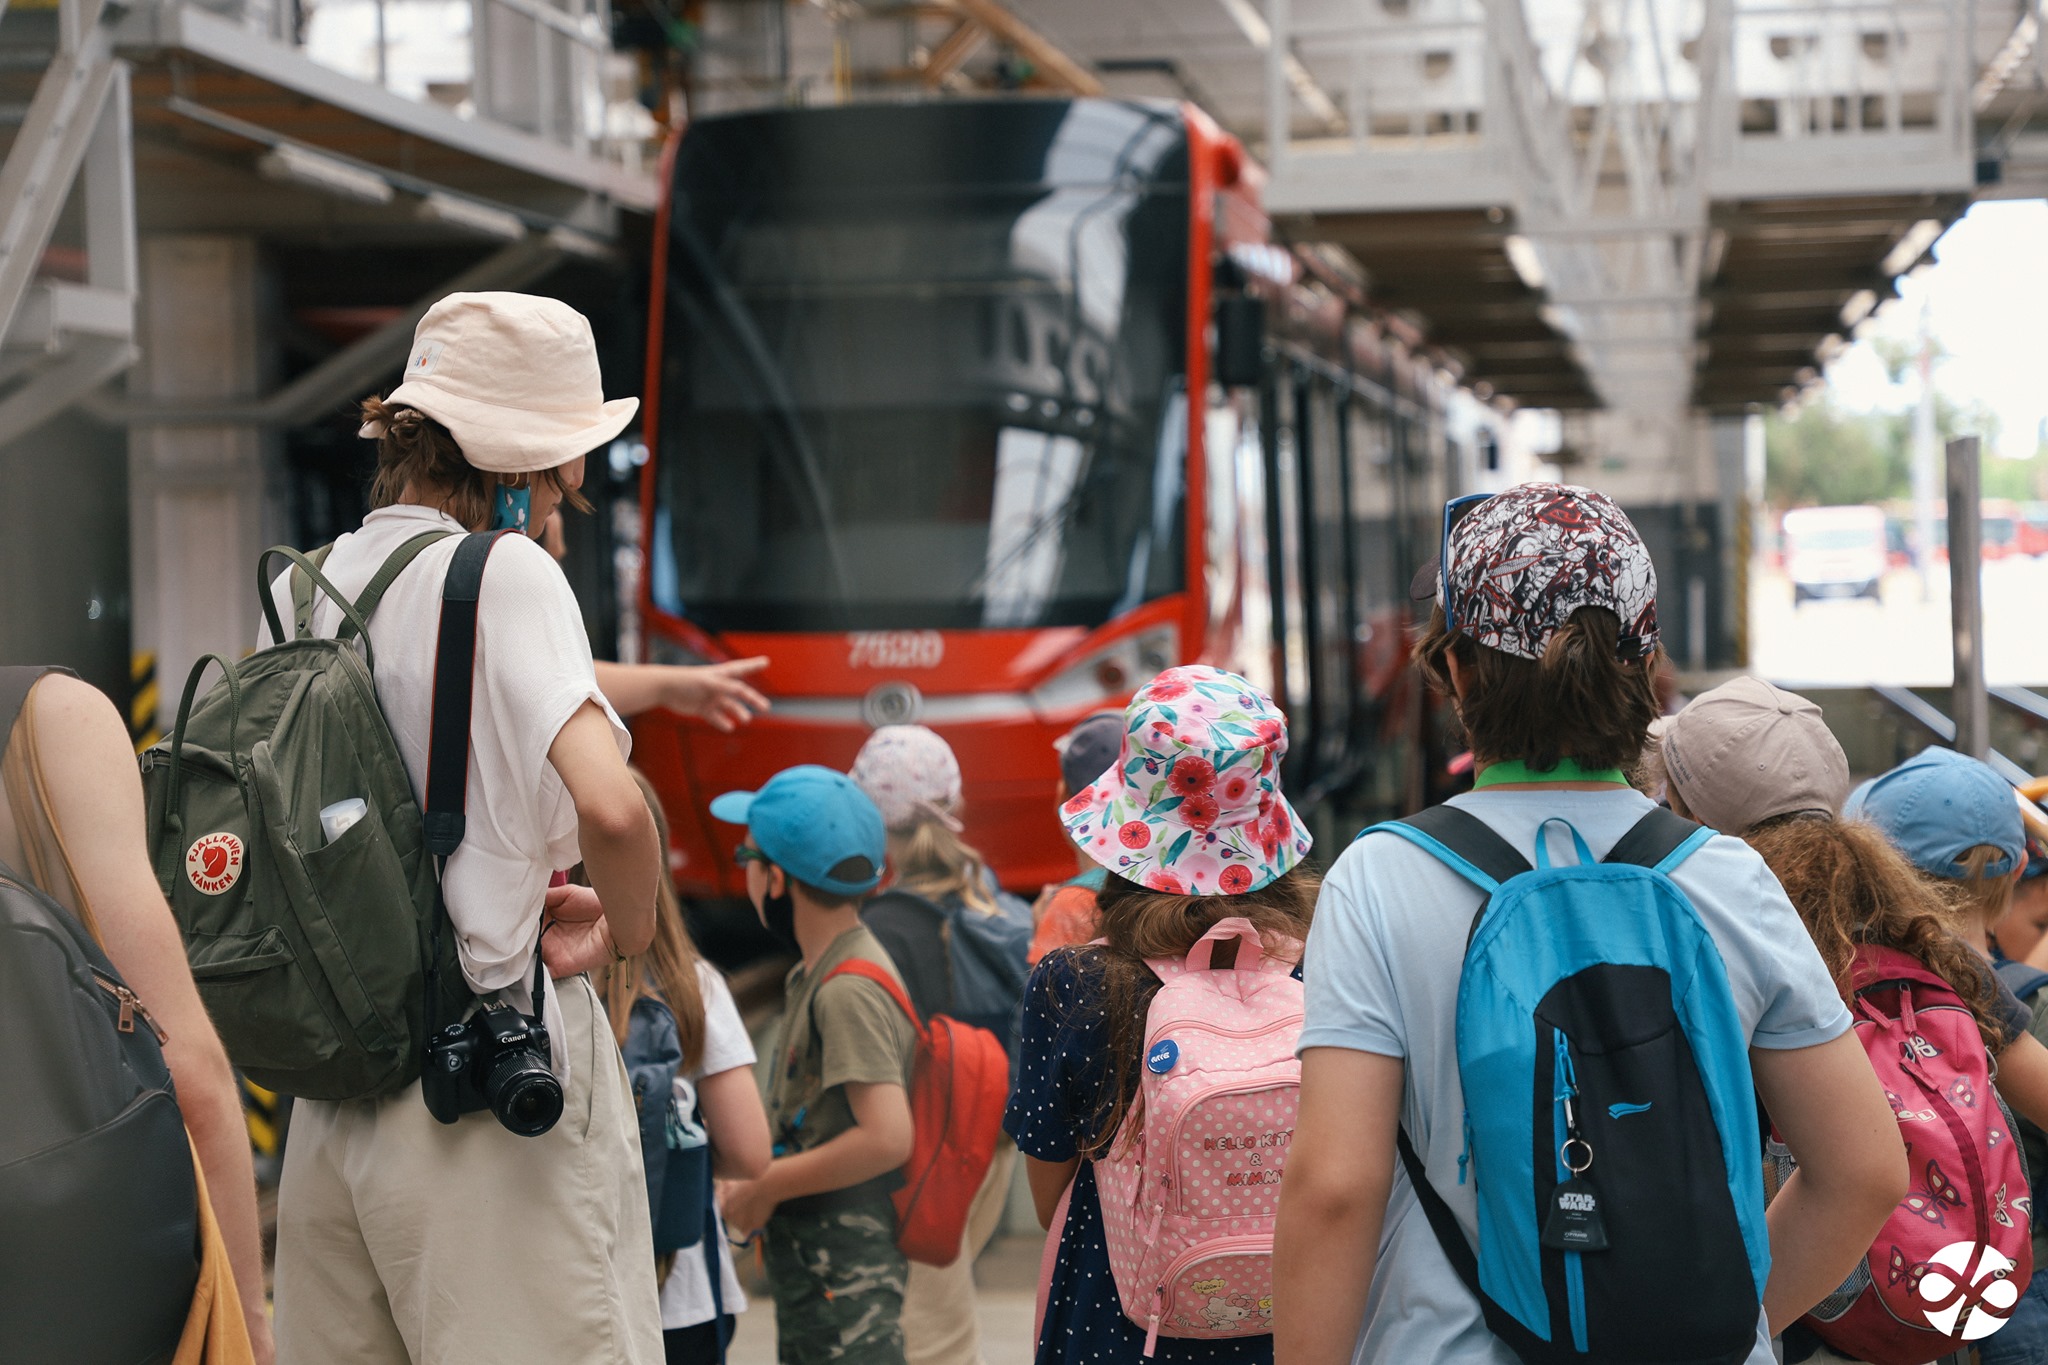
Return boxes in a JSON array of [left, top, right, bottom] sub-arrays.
[[0, 0, 656, 717]]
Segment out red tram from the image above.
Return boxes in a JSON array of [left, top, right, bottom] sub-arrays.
[[633, 98, 1500, 904]]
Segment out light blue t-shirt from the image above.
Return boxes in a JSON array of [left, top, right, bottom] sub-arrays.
[[1300, 788, 1852, 1365]]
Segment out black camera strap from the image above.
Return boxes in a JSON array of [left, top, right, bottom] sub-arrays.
[[422, 530, 551, 1041]]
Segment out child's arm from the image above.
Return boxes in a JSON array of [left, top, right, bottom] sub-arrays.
[[719, 1080, 913, 1237], [1994, 1030, 2048, 1129], [700, 1065, 772, 1181], [1753, 1033, 1908, 1333], [1026, 1156, 1080, 1228], [1272, 1047, 1402, 1365]]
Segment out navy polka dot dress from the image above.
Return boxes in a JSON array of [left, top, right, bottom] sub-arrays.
[[1004, 950, 1275, 1365]]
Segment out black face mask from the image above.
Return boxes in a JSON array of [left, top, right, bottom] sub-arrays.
[[759, 888, 801, 954]]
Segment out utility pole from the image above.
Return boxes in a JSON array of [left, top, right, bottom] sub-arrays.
[[1911, 299, 1940, 602], [1948, 435, 1987, 759]]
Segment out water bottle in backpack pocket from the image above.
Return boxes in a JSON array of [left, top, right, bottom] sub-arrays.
[[1094, 916, 1303, 1356], [1370, 806, 1770, 1365]]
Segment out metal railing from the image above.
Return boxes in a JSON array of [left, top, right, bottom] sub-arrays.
[[1702, 0, 1974, 196], [218, 0, 652, 170]]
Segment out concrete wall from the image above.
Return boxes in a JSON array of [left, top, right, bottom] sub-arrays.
[[127, 235, 283, 735], [0, 411, 133, 702]]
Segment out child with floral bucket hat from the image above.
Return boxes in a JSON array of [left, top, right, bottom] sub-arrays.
[[1006, 666, 1315, 1365]]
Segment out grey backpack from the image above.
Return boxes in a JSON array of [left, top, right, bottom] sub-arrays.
[[0, 666, 200, 1363]]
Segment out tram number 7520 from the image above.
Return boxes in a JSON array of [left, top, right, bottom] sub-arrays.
[[847, 631, 946, 671]]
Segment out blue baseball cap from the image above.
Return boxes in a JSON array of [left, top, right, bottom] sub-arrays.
[[1854, 746, 2024, 881], [1842, 776, 1877, 819], [710, 765, 886, 897]]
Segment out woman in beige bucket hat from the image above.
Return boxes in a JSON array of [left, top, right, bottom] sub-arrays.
[[368, 291, 772, 732], [269, 292, 669, 1364]]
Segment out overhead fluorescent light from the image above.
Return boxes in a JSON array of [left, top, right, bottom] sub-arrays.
[[1504, 234, 1547, 291], [1838, 288, 1878, 329], [1217, 0, 1346, 133], [418, 192, 526, 242], [1880, 219, 1944, 277], [258, 144, 394, 206]]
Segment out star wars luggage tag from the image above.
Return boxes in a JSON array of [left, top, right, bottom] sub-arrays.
[[1541, 1090, 1610, 1252]]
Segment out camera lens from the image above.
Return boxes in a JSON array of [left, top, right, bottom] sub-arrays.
[[486, 1057, 563, 1137]]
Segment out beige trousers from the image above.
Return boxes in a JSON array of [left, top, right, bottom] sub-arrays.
[[273, 974, 662, 1365], [900, 1137, 1019, 1365]]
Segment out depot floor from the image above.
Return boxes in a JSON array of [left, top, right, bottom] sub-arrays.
[[725, 1231, 1044, 1365]]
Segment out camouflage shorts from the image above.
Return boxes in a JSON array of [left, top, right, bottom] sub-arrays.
[[765, 1201, 908, 1365]]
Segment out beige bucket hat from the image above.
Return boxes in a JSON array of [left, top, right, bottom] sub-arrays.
[[360, 291, 638, 474]]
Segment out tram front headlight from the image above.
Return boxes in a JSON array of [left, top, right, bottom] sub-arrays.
[[1031, 625, 1180, 714]]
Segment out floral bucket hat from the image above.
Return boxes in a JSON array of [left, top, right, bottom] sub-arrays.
[[1061, 665, 1311, 896]]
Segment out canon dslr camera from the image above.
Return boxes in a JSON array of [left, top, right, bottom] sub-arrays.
[[422, 1001, 563, 1136]]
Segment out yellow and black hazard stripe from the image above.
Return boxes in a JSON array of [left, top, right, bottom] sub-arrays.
[[129, 651, 160, 752], [241, 1076, 283, 1159]]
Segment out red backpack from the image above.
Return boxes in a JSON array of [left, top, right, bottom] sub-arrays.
[[1798, 945, 2034, 1363], [822, 959, 1009, 1266]]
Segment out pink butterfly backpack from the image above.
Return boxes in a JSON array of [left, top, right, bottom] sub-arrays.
[[1799, 944, 2034, 1364], [1093, 917, 1302, 1356]]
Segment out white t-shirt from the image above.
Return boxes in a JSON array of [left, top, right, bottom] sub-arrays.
[[660, 961, 758, 1330], [1300, 788, 1854, 1365], [266, 505, 628, 1074]]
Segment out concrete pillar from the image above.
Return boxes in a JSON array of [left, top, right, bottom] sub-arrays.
[[127, 235, 278, 735]]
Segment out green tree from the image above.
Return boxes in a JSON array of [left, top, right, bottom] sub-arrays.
[[1765, 398, 1905, 507], [1767, 385, 2004, 510]]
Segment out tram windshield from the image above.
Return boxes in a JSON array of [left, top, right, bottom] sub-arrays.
[[649, 100, 1190, 633]]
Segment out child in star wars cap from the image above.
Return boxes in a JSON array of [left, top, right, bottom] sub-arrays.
[[1280, 484, 1903, 1365], [1006, 666, 1315, 1365], [709, 767, 920, 1365], [268, 291, 668, 1363]]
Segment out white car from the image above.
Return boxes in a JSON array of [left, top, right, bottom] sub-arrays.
[[1783, 505, 1886, 605]]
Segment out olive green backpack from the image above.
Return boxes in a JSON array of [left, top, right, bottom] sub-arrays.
[[140, 532, 481, 1099]]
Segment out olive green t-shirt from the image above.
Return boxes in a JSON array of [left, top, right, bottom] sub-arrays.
[[760, 924, 917, 1156]]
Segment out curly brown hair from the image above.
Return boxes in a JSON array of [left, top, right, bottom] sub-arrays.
[[1744, 814, 2002, 1053], [1414, 602, 1661, 773], [1061, 865, 1319, 1159], [361, 395, 591, 529]]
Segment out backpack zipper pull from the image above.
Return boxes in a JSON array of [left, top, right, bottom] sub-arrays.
[[95, 974, 168, 1044], [1144, 1287, 1163, 1357], [1458, 1109, 1473, 1186]]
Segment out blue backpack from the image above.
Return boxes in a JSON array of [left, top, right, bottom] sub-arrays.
[[1363, 805, 1769, 1365]]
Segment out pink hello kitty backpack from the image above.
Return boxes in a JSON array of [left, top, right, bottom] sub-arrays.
[[1095, 917, 1303, 1356], [1797, 944, 2034, 1364]]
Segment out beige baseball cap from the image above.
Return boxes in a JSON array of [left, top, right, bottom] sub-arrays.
[[1661, 677, 1850, 835], [360, 291, 638, 474]]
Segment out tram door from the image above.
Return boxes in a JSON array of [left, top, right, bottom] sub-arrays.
[[1261, 360, 1361, 808]]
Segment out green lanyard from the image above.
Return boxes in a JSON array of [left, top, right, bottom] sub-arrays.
[[1473, 758, 1630, 788]]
